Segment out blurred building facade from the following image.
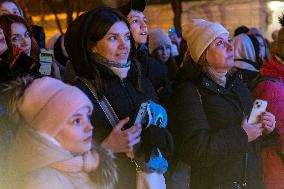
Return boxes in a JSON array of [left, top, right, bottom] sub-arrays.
[[144, 0, 283, 40], [25, 0, 283, 42]]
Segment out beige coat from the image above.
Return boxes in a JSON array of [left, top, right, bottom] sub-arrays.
[[7, 126, 98, 189]]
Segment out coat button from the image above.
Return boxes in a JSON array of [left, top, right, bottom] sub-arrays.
[[205, 82, 209, 86], [217, 88, 220, 93]]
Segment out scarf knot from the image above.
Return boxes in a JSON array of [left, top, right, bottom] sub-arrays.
[[91, 53, 131, 79]]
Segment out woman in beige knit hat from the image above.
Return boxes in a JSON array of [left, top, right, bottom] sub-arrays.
[[167, 19, 276, 189], [4, 76, 117, 189]]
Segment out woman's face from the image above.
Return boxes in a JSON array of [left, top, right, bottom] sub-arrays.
[[55, 106, 93, 154], [206, 33, 234, 72], [10, 22, 31, 56], [0, 28, 8, 55], [155, 44, 171, 63], [0, 2, 21, 16], [127, 10, 148, 46], [92, 21, 131, 64]]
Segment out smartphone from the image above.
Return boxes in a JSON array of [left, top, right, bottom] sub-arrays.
[[126, 102, 150, 159], [134, 102, 149, 125], [247, 99, 268, 124], [39, 48, 53, 75]]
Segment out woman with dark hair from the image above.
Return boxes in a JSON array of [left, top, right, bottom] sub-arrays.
[[0, 14, 39, 59], [65, 7, 171, 189], [0, 14, 40, 77], [168, 19, 276, 189], [0, 0, 46, 48], [0, 0, 22, 17]]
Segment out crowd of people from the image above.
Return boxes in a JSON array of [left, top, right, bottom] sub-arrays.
[[0, 0, 283, 189]]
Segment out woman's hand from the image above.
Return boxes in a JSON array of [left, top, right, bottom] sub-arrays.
[[101, 117, 142, 153], [260, 111, 276, 135], [241, 118, 263, 142]]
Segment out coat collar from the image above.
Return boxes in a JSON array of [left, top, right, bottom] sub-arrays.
[[201, 71, 243, 94], [175, 59, 243, 94]]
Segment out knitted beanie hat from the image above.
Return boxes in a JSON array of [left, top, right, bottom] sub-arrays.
[[17, 77, 93, 136], [148, 29, 172, 55], [182, 19, 229, 63], [276, 14, 284, 60]]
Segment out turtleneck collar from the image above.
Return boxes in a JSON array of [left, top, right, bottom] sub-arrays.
[[91, 53, 131, 79], [205, 65, 228, 87]]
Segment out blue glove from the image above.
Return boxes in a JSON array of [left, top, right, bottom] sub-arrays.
[[147, 100, 167, 128], [135, 101, 174, 174]]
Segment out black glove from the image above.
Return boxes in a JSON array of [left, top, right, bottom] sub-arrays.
[[136, 126, 174, 162]]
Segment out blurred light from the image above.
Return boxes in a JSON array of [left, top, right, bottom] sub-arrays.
[[268, 1, 284, 11]]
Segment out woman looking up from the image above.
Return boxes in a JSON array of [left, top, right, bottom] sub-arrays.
[[168, 19, 276, 189]]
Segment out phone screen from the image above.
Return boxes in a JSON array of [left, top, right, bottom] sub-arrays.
[[39, 48, 53, 75]]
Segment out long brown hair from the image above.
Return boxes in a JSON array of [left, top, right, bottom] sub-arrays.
[[0, 14, 39, 62], [65, 7, 143, 98]]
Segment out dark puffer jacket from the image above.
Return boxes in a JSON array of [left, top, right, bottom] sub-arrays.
[[73, 62, 158, 189], [168, 60, 264, 189]]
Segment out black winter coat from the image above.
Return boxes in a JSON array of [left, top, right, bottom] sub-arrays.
[[168, 61, 264, 189], [74, 62, 158, 189]]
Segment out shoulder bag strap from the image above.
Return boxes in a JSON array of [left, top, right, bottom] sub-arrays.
[[79, 78, 141, 169], [79, 77, 119, 127]]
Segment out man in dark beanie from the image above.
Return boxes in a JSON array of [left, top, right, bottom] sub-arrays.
[[118, 0, 173, 105]]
